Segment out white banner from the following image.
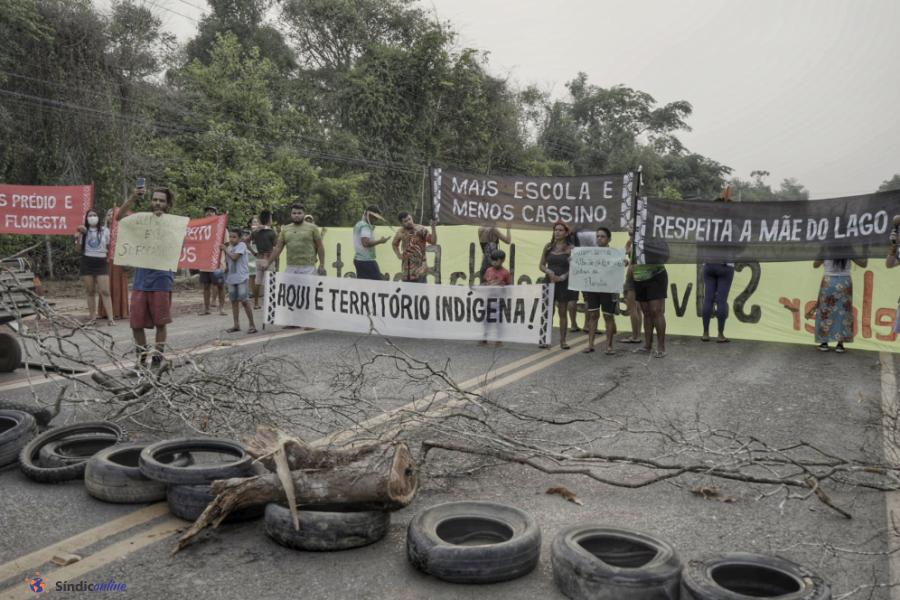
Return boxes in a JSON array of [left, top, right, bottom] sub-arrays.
[[264, 273, 555, 345], [568, 247, 627, 293]]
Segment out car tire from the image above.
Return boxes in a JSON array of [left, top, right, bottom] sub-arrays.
[[0, 400, 53, 427], [265, 503, 390, 551], [139, 438, 253, 485], [681, 553, 831, 600], [0, 410, 37, 467], [39, 435, 120, 468], [551, 524, 683, 600], [85, 442, 193, 504], [19, 421, 126, 483], [0, 332, 22, 373], [167, 484, 265, 522], [406, 501, 541, 584]]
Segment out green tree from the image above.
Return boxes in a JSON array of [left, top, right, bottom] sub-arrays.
[[878, 174, 900, 193], [778, 177, 809, 201]]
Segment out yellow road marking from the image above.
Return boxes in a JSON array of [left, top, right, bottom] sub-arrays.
[[0, 502, 169, 583], [0, 519, 188, 600]]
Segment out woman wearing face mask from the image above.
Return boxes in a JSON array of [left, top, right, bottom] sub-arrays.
[[97, 208, 129, 321], [75, 209, 114, 326]]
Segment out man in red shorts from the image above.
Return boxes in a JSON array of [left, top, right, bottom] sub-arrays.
[[116, 184, 177, 368]]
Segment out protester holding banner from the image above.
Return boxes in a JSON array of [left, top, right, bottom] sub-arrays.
[[116, 185, 176, 368], [477, 223, 511, 279], [199, 206, 226, 316], [393, 212, 437, 283], [539, 222, 577, 349], [74, 208, 114, 327], [353, 205, 390, 281], [632, 258, 667, 358], [267, 203, 325, 277], [621, 220, 643, 344], [249, 211, 278, 309], [98, 208, 128, 320], [811, 257, 867, 352], [221, 228, 257, 334], [580, 227, 618, 355]]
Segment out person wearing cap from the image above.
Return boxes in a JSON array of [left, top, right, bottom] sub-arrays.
[[199, 206, 226, 316], [538, 221, 577, 349], [353, 205, 390, 280]]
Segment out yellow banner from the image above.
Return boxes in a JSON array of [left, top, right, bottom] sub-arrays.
[[282, 225, 900, 353], [114, 212, 190, 271]]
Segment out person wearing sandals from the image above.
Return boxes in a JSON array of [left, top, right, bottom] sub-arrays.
[[75, 209, 115, 327], [221, 228, 257, 335], [701, 188, 736, 343], [581, 227, 618, 355], [199, 206, 226, 316], [477, 249, 512, 347], [539, 221, 577, 349], [810, 256, 865, 352], [632, 259, 668, 358], [620, 219, 643, 344]]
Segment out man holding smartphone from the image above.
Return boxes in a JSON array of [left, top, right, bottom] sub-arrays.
[[116, 181, 176, 369]]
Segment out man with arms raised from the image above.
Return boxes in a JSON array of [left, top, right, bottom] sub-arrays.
[[116, 185, 176, 369], [392, 212, 437, 283]]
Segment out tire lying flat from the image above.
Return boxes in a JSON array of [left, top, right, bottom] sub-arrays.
[[265, 503, 390, 551], [551, 524, 683, 600], [19, 422, 126, 483], [0, 410, 37, 468], [39, 436, 120, 468], [681, 553, 831, 600], [139, 438, 252, 485], [167, 484, 265, 522], [406, 501, 541, 584], [0, 400, 52, 427], [86, 442, 193, 504]]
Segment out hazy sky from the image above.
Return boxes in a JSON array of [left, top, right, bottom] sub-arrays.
[[102, 0, 899, 198]]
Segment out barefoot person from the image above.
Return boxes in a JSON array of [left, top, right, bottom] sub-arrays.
[[75, 209, 115, 327], [116, 185, 176, 368], [199, 206, 226, 316], [538, 222, 576, 349], [221, 228, 257, 335], [581, 227, 618, 355]]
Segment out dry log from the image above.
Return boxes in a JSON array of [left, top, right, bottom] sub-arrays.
[[243, 424, 379, 471], [173, 441, 418, 554]]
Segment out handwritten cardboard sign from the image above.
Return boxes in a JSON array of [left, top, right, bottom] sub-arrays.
[[114, 213, 189, 271], [568, 247, 627, 294]]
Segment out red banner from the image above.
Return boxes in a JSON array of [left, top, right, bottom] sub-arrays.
[[0, 184, 93, 234], [179, 214, 228, 271]]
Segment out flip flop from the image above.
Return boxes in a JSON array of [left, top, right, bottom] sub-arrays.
[[620, 337, 642, 344], [701, 336, 710, 342], [632, 347, 650, 354], [560, 343, 571, 350], [569, 327, 581, 333], [225, 327, 241, 333], [247, 328, 258, 334], [538, 344, 550, 349], [605, 349, 616, 355], [717, 339, 730, 343], [581, 347, 595, 354], [654, 351, 667, 358], [477, 341, 488, 346], [198, 310, 211, 315]]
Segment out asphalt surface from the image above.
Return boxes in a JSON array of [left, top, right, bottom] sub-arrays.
[[0, 302, 895, 599]]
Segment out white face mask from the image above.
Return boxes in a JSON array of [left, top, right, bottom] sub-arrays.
[[87, 216, 99, 226]]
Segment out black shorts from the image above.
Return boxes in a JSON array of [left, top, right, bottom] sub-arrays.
[[583, 292, 617, 315], [199, 271, 224, 286], [634, 270, 668, 303], [80, 256, 108, 277], [354, 259, 383, 281], [553, 280, 578, 303]]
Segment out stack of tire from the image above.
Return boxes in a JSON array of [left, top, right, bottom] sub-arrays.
[[405, 503, 832, 599], [19, 421, 127, 483]]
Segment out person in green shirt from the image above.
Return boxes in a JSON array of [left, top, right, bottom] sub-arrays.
[[353, 204, 390, 280], [266, 203, 325, 276]]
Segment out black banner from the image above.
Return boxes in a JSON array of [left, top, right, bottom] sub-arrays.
[[430, 168, 635, 232], [634, 191, 900, 264]]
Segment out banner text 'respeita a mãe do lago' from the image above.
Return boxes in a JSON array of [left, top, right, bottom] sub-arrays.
[[274, 225, 900, 353], [0, 184, 93, 234]]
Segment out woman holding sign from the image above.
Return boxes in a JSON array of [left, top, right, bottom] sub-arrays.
[[75, 209, 115, 327], [539, 222, 577, 349]]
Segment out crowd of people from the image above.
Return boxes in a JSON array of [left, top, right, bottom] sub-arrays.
[[72, 184, 886, 365]]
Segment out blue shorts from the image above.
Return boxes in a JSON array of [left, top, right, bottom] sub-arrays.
[[228, 281, 249, 302], [200, 271, 224, 286]]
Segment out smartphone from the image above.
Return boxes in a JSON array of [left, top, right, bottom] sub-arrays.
[[136, 177, 146, 187]]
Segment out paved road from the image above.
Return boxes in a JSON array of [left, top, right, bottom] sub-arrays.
[[0, 312, 894, 599]]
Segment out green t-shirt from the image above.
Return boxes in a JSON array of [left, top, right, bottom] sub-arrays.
[[252, 227, 278, 254], [278, 222, 321, 267], [353, 220, 376, 261]]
